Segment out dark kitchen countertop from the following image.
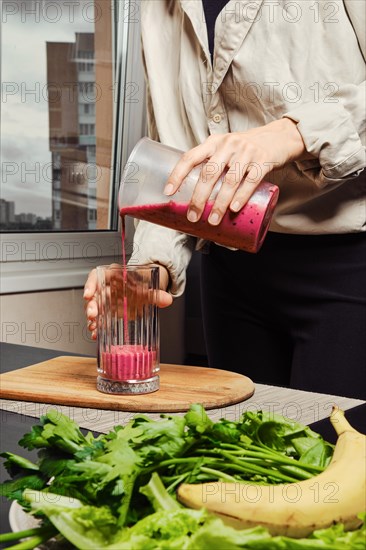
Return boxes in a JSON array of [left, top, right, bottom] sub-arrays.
[[1, 342, 365, 535]]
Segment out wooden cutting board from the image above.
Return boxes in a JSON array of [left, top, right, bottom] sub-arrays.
[[0, 356, 255, 412]]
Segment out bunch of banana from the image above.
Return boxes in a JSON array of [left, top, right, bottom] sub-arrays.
[[177, 406, 365, 538]]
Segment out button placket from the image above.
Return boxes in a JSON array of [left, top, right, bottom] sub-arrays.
[[207, 91, 229, 133]]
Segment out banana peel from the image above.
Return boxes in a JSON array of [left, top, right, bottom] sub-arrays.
[[177, 406, 366, 538]]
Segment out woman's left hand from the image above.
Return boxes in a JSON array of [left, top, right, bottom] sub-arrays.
[[164, 118, 307, 225], [84, 264, 172, 340]]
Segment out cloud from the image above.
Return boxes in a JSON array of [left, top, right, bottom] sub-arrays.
[[2, 0, 95, 219]]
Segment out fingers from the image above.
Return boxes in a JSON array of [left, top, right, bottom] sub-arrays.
[[205, 158, 270, 225], [186, 142, 270, 225], [156, 264, 170, 292], [206, 156, 247, 225], [156, 290, 173, 308], [187, 155, 229, 222], [149, 265, 173, 307], [84, 264, 174, 343], [164, 142, 215, 196], [229, 162, 269, 213], [86, 299, 98, 340], [89, 325, 97, 340], [85, 297, 98, 320], [83, 268, 97, 299], [87, 288, 171, 339], [84, 268, 98, 338], [164, 136, 265, 226], [163, 122, 301, 226]]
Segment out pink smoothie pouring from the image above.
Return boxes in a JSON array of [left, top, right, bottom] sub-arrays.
[[120, 185, 278, 253], [120, 216, 129, 345], [101, 345, 157, 381]]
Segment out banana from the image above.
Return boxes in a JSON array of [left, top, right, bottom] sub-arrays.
[[177, 406, 366, 538]]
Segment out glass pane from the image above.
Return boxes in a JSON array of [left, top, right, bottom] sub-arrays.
[[1, 0, 115, 231]]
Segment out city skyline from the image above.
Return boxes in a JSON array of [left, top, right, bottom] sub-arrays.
[[0, 197, 52, 230], [1, 0, 95, 220]]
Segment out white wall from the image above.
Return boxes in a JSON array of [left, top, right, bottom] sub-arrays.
[[1, 289, 95, 355], [0, 289, 186, 363]]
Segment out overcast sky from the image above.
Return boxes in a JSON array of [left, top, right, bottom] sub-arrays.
[[1, 0, 94, 217]]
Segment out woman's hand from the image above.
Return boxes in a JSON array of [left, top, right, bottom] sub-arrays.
[[164, 118, 307, 226], [83, 264, 172, 340]]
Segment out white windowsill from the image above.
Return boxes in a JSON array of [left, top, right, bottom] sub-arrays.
[[0, 232, 121, 294]]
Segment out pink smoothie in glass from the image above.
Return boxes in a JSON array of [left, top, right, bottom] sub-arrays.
[[101, 345, 156, 381], [120, 183, 278, 253]]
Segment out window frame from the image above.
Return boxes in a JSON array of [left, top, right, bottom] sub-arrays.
[[0, 1, 146, 295]]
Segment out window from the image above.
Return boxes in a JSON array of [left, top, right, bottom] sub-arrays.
[[78, 50, 94, 59], [88, 209, 97, 221], [79, 123, 95, 136], [1, 0, 146, 292], [78, 61, 95, 72]]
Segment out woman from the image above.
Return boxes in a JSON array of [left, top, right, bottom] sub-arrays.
[[85, 0, 365, 399]]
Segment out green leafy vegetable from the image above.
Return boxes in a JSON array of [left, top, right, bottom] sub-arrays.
[[185, 403, 213, 434], [16, 491, 366, 550], [19, 410, 88, 454], [140, 472, 180, 512], [0, 452, 39, 473], [1, 404, 363, 549]]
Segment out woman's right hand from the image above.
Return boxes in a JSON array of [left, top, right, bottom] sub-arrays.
[[83, 264, 173, 340]]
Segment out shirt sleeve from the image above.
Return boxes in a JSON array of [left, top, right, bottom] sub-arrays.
[[141, 45, 160, 143], [131, 220, 195, 297], [283, 85, 365, 189], [282, 0, 365, 189]]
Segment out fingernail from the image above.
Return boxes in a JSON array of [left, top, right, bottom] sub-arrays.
[[87, 307, 93, 318], [209, 212, 220, 225], [164, 183, 174, 195], [83, 287, 90, 298], [187, 209, 198, 222], [231, 201, 241, 212]]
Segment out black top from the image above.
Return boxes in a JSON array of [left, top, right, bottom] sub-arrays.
[[202, 0, 230, 61]]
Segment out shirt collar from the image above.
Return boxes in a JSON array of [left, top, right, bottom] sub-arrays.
[[180, 0, 264, 87]]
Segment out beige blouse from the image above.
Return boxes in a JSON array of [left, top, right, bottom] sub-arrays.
[[132, 0, 366, 295]]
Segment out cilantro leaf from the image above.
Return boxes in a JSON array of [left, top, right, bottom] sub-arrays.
[[185, 404, 213, 434]]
